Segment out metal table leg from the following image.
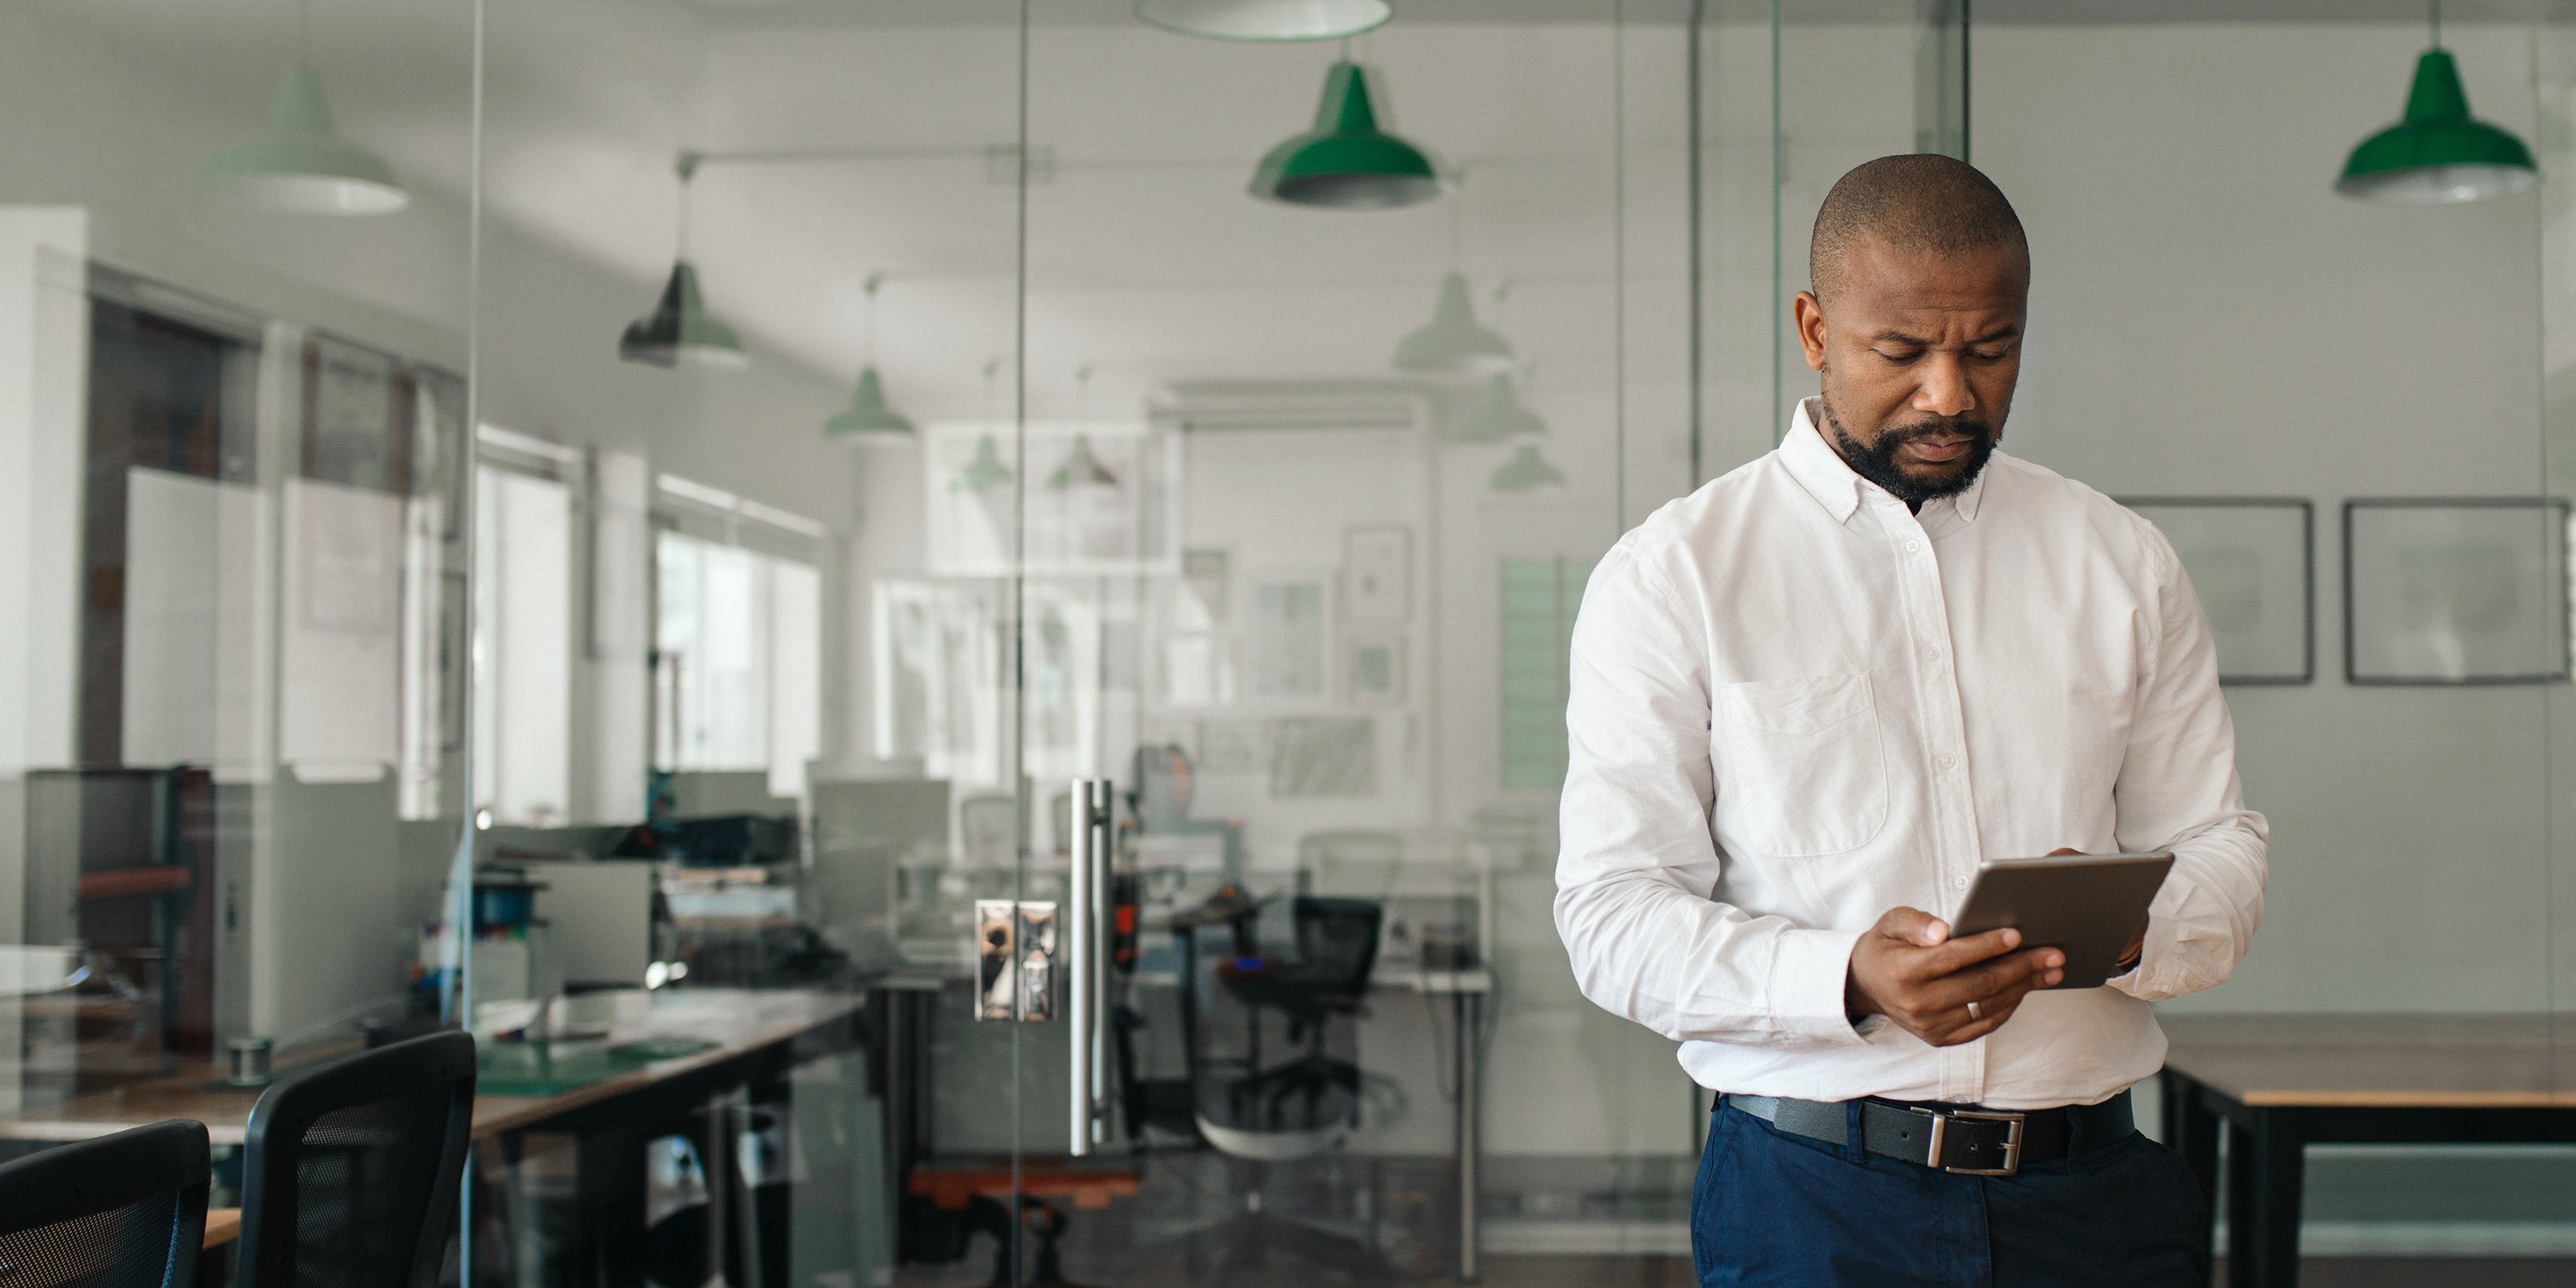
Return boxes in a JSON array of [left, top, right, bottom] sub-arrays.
[[2247, 1109, 2306, 1288], [1455, 989, 1479, 1285], [2160, 1071, 2221, 1285]]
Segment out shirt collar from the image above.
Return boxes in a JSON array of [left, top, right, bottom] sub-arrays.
[[1780, 396, 1991, 525]]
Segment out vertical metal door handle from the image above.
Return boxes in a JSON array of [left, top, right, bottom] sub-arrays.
[[1066, 778, 1113, 1155]]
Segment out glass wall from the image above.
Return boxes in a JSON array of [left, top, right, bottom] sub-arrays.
[[15, 0, 2571, 1285], [1982, 0, 2573, 1264], [0, 0, 477, 1149]]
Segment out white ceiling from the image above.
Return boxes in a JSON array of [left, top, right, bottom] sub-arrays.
[[32, 0, 2541, 435]]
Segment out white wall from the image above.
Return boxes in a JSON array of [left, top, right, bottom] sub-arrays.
[[1978, 22, 2554, 1012]]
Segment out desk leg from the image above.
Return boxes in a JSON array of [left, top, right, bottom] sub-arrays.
[[2224, 1117, 2255, 1288], [2160, 1072, 2221, 1285], [574, 1125, 647, 1288], [2246, 1110, 2306, 1288], [1455, 990, 1480, 1285]]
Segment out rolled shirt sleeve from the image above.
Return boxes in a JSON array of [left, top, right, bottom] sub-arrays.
[[1553, 543, 1869, 1049], [2107, 527, 2270, 1004]]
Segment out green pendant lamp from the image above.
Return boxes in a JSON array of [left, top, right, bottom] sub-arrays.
[[1137, 0, 1389, 41], [955, 434, 1013, 491], [1450, 372, 1546, 444], [2336, 3, 2537, 204], [826, 276, 914, 437], [201, 63, 408, 215], [1394, 272, 1514, 374], [1489, 443, 1566, 493], [1046, 435, 1121, 490], [1250, 60, 1441, 210], [620, 156, 748, 371]]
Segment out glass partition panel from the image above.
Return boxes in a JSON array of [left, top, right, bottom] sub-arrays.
[[979, 3, 1959, 1284], [0, 0, 480, 1235], [475, 2, 1024, 1285], [1986, 1, 2567, 1267]]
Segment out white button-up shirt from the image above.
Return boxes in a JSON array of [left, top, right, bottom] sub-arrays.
[[1554, 398, 2267, 1109]]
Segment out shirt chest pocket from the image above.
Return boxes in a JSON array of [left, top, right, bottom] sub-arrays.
[[1711, 671, 1891, 858]]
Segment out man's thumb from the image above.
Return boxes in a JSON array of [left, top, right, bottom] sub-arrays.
[[1880, 906, 1950, 946]]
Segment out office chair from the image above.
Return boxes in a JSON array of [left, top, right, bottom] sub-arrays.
[[234, 1030, 477, 1288], [0, 1118, 210, 1288], [1147, 895, 1385, 1277], [1212, 897, 1382, 1132]]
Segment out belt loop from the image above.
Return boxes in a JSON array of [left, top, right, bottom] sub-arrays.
[[2068, 1104, 2088, 1158], [1842, 1099, 1867, 1161]]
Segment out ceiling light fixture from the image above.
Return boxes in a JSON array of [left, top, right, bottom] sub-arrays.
[[1489, 443, 1567, 493], [825, 275, 915, 437], [620, 155, 748, 371], [1136, 0, 1391, 42], [198, 1, 408, 215], [2336, 0, 2537, 204], [1450, 371, 1546, 444], [1250, 59, 1441, 210], [1395, 273, 1514, 375]]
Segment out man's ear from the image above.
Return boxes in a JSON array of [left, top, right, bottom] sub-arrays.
[[1792, 290, 1828, 373]]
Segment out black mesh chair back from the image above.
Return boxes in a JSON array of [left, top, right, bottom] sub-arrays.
[[0, 1118, 210, 1288], [234, 1030, 475, 1288], [1291, 896, 1382, 999]]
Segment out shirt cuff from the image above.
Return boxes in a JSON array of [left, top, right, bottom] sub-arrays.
[[1767, 926, 1871, 1047]]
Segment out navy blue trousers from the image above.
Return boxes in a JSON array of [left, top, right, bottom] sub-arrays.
[[1692, 1100, 2208, 1287]]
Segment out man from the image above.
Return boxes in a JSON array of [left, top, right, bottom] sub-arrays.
[[1554, 155, 2266, 1285]]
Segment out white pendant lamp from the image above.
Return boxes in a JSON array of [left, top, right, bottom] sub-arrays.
[[1136, 0, 1390, 41], [200, 3, 407, 215]]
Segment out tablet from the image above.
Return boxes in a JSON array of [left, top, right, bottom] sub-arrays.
[[1951, 852, 2173, 990]]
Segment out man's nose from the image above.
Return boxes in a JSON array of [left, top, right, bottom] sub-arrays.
[[1914, 354, 1978, 418]]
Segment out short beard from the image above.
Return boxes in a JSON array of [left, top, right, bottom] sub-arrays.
[[1819, 390, 1996, 507]]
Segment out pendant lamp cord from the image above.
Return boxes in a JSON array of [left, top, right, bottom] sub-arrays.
[[297, 0, 311, 64], [2431, 0, 2443, 47], [864, 273, 884, 368], [1447, 168, 1465, 271], [674, 152, 700, 263]]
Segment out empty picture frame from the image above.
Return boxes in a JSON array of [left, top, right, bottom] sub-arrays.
[[2122, 499, 2312, 685], [2344, 499, 2571, 685]]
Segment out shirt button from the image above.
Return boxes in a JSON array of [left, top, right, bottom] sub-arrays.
[[1923, 646, 1941, 663], [1937, 755, 1956, 770], [1905, 540, 1922, 553], [1953, 876, 1969, 890]]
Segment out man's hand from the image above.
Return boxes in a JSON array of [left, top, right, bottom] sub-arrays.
[[1844, 907, 2064, 1048]]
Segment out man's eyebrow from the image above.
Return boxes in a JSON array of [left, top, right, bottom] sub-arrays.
[[1868, 325, 2022, 347]]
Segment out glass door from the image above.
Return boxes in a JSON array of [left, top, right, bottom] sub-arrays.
[[968, 5, 1970, 1285]]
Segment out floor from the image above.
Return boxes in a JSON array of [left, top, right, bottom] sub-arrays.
[[893, 1251, 2576, 1286]]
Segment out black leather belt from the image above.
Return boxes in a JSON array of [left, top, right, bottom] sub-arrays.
[[1721, 1091, 2134, 1177]]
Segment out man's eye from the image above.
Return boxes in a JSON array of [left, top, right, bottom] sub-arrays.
[[1875, 349, 1923, 364], [1970, 349, 2008, 361]]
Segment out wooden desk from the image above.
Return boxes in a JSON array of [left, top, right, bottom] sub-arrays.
[[0, 988, 863, 1146], [3, 989, 865, 1288], [201, 1206, 240, 1250], [2158, 1013, 2576, 1288]]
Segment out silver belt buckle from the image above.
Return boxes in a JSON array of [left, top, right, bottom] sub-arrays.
[[1920, 1108, 2026, 1176]]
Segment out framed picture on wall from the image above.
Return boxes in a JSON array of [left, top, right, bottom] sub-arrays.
[[2344, 499, 2572, 685], [1341, 524, 1412, 623], [2120, 498, 2312, 685], [1248, 572, 1329, 700], [1341, 629, 1406, 705]]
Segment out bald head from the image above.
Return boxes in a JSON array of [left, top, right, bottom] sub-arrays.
[[1810, 155, 2026, 307]]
